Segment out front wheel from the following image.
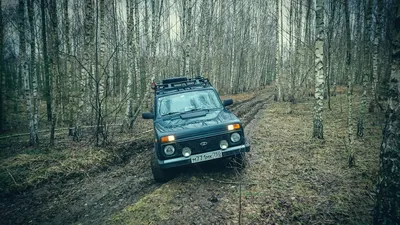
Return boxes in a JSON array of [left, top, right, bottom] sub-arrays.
[[151, 152, 175, 182]]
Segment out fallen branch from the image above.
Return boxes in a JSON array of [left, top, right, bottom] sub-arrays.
[[7, 169, 21, 194]]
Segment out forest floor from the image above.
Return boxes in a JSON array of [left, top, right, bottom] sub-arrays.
[[0, 86, 383, 225]]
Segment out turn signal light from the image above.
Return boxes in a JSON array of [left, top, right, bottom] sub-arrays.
[[161, 135, 175, 143], [228, 124, 241, 131]]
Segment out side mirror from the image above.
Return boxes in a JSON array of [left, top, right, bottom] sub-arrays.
[[142, 112, 154, 120], [223, 99, 233, 107]]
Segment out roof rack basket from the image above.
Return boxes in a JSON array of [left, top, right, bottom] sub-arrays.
[[153, 76, 211, 94]]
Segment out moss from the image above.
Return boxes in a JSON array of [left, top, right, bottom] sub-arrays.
[[0, 146, 115, 195], [110, 183, 176, 225]]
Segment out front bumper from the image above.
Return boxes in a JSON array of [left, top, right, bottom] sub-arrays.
[[158, 139, 250, 169]]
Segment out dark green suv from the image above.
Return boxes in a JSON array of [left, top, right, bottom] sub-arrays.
[[142, 77, 250, 182]]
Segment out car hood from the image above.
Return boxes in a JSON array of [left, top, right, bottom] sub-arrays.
[[155, 109, 240, 135]]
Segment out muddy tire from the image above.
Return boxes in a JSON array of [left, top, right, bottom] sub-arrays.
[[151, 152, 174, 182]]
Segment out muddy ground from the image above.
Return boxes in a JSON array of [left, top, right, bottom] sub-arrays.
[[0, 87, 382, 224]]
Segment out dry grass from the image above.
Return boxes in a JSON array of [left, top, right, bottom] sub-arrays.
[[1, 86, 382, 224], [0, 144, 116, 195], [108, 89, 383, 225], [240, 92, 382, 224]]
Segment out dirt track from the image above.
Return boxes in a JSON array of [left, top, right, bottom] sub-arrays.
[[0, 89, 273, 225]]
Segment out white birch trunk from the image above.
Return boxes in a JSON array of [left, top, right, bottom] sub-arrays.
[[357, 0, 372, 137], [99, 0, 106, 106], [28, 0, 38, 144], [312, 0, 324, 139], [134, 0, 140, 101], [344, 0, 354, 166], [0, 0, 3, 131], [19, 0, 35, 145], [373, 2, 400, 222], [275, 0, 281, 101], [199, 0, 208, 76], [64, 0, 74, 135], [75, 0, 93, 141], [185, 0, 192, 77], [370, 0, 382, 112], [229, 0, 236, 93], [125, 0, 133, 126], [49, 0, 60, 146]]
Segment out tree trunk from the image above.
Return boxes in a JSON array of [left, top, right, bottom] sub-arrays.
[[326, 1, 336, 110], [0, 0, 4, 131], [75, 0, 94, 141], [185, 0, 192, 77], [125, 0, 133, 130], [344, 0, 354, 166], [274, 0, 281, 101], [313, 0, 324, 139], [373, 2, 400, 223], [370, 0, 382, 113], [134, 0, 140, 102], [49, 0, 60, 146], [28, 0, 39, 145], [294, 0, 302, 101], [19, 0, 35, 146], [40, 0, 51, 122], [357, 0, 371, 137], [199, 0, 209, 76]]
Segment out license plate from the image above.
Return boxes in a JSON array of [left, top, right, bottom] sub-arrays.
[[191, 150, 222, 163]]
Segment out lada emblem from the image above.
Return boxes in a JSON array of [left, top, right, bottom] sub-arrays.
[[200, 141, 208, 146]]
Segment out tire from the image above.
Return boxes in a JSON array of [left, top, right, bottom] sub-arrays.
[[151, 152, 175, 182]]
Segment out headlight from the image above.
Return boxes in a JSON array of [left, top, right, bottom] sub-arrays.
[[220, 140, 229, 149], [227, 124, 241, 131], [161, 135, 175, 143], [164, 145, 175, 155], [230, 132, 241, 142], [182, 147, 191, 157]]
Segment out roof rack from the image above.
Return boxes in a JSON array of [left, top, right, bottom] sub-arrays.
[[152, 76, 212, 95]]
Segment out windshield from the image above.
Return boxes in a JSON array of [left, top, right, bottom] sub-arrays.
[[157, 90, 222, 117]]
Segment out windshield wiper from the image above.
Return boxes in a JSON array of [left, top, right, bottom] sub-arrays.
[[182, 108, 209, 114], [162, 111, 181, 116]]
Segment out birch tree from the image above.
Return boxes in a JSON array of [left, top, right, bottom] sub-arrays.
[[19, 0, 35, 145], [199, 0, 209, 76], [344, 0, 354, 166], [373, 1, 400, 222], [357, 0, 372, 137], [370, 0, 382, 112], [28, 0, 39, 144], [274, 0, 281, 101], [64, 0, 74, 136], [184, 0, 192, 77], [96, 0, 106, 144], [124, 0, 134, 130], [134, 0, 140, 101], [313, 0, 324, 139], [75, 0, 94, 141], [40, 0, 51, 121], [229, 0, 237, 94], [49, 0, 60, 146], [0, 0, 4, 131]]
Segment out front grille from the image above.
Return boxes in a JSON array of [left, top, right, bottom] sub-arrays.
[[175, 132, 242, 155]]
